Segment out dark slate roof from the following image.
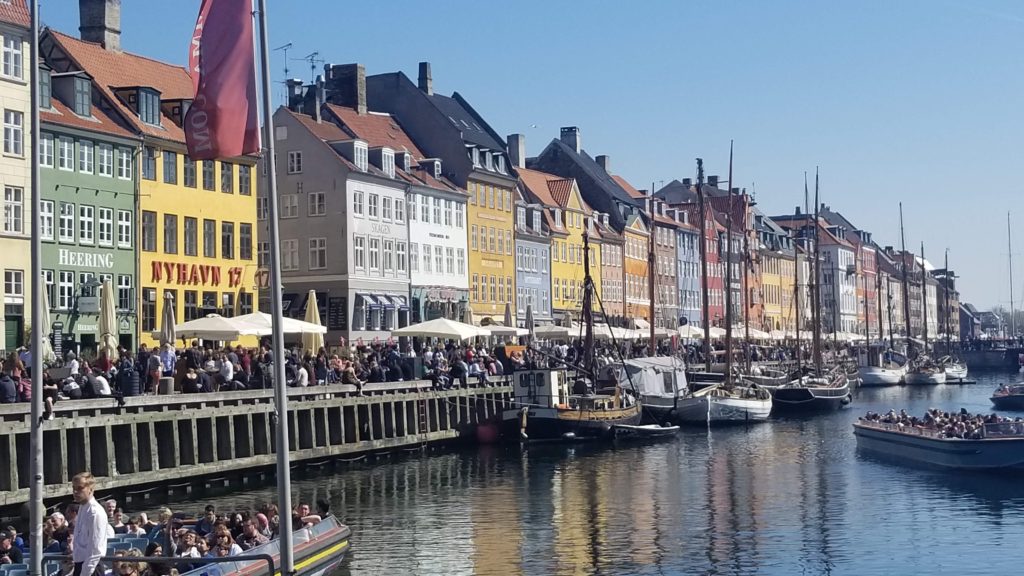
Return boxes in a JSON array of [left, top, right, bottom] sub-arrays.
[[429, 92, 505, 151], [550, 139, 637, 206], [818, 205, 858, 231], [654, 179, 730, 205]]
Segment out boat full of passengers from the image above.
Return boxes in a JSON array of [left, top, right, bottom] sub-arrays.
[[853, 409, 1024, 470]]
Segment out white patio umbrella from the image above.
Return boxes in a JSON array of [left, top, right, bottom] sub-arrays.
[[302, 290, 325, 353], [232, 311, 328, 336], [768, 329, 788, 341], [158, 291, 176, 345], [38, 279, 56, 364], [534, 324, 569, 339], [678, 324, 704, 339], [487, 324, 530, 338], [158, 313, 251, 341], [707, 326, 727, 339], [98, 279, 119, 361], [391, 317, 491, 341]]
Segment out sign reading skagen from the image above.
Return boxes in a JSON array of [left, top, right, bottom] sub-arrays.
[[58, 249, 115, 269]]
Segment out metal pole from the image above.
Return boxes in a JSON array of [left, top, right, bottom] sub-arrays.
[[1009, 212, 1015, 338], [724, 142, 734, 379], [29, 1, 43, 574], [647, 184, 656, 356], [696, 160, 711, 372], [256, 0, 294, 572]]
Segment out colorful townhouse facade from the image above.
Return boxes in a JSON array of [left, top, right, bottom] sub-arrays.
[[0, 2, 30, 350], [45, 21, 260, 350], [366, 63, 516, 325]]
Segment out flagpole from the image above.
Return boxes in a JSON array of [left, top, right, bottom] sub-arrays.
[[29, 1, 44, 574], [255, 0, 294, 572]]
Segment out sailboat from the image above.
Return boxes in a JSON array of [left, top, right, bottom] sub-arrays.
[[938, 249, 968, 381], [767, 170, 851, 412], [26, 4, 350, 576], [858, 254, 906, 386], [671, 153, 772, 424], [904, 237, 946, 384], [503, 227, 642, 440]]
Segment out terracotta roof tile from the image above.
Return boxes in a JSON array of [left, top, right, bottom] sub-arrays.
[[0, 0, 29, 28], [517, 166, 578, 210], [50, 30, 193, 144], [612, 174, 645, 199], [288, 108, 349, 142], [41, 97, 133, 138], [324, 104, 425, 157]]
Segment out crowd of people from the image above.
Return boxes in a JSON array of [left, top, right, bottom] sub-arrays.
[[1, 480, 330, 575], [859, 408, 1023, 439]]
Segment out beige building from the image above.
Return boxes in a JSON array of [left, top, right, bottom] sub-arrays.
[[0, 2, 31, 351]]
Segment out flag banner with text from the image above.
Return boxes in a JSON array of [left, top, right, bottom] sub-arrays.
[[185, 0, 260, 160]]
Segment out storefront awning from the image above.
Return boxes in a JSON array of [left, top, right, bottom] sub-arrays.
[[392, 295, 408, 309], [357, 293, 381, 308]]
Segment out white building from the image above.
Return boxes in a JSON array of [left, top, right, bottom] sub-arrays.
[[820, 232, 858, 334]]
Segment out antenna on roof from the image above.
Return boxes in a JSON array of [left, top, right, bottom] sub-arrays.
[[273, 43, 292, 105], [293, 51, 325, 83]]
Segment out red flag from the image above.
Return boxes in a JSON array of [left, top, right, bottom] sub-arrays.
[[185, 0, 260, 160]]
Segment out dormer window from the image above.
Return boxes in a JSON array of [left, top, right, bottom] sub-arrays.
[[517, 207, 526, 229], [470, 146, 480, 167], [483, 150, 493, 171], [39, 68, 50, 109], [74, 76, 91, 117], [354, 141, 368, 171], [138, 88, 161, 126], [497, 155, 506, 174], [400, 152, 412, 172], [433, 160, 441, 180], [382, 149, 395, 178], [553, 208, 562, 227], [533, 211, 541, 232]]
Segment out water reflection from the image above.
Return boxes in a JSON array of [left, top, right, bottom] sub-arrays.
[[160, 372, 1024, 575]]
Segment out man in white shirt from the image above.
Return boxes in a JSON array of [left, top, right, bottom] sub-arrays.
[[71, 472, 107, 576]]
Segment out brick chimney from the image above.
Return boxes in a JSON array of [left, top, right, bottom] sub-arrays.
[[507, 133, 526, 169], [285, 79, 304, 111], [596, 155, 611, 173], [80, 0, 121, 51], [560, 127, 581, 154], [418, 62, 433, 95], [324, 63, 366, 114], [708, 175, 719, 188], [682, 178, 692, 188]]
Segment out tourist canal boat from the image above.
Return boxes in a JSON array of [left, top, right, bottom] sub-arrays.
[[853, 419, 1024, 470], [991, 384, 1024, 410], [181, 516, 351, 576]]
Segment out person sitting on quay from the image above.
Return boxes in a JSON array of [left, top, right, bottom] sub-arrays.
[[0, 530, 23, 565]]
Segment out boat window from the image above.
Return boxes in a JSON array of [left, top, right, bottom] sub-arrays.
[[663, 372, 674, 394]]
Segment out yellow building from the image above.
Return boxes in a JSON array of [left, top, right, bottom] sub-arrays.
[[761, 250, 784, 332], [467, 179, 516, 323], [623, 214, 650, 322], [49, 29, 258, 349], [516, 168, 601, 321], [0, 6, 30, 350]]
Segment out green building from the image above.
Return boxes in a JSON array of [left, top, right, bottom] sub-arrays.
[[40, 66, 139, 355]]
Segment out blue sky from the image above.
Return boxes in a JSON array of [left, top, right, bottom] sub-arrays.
[[43, 0, 1024, 308]]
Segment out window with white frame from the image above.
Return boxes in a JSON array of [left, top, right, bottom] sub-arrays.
[[397, 241, 407, 273], [382, 149, 394, 178], [308, 237, 326, 270], [117, 274, 133, 311], [98, 144, 113, 176], [287, 151, 302, 173], [256, 196, 268, 220], [409, 243, 418, 272], [432, 198, 441, 224], [3, 269, 21, 304], [58, 202, 74, 242], [445, 247, 455, 275], [368, 193, 379, 218], [2, 35, 22, 79], [117, 210, 132, 248], [58, 270, 73, 309], [308, 191, 325, 216], [39, 200, 53, 240], [117, 148, 132, 179], [353, 190, 364, 216], [281, 239, 298, 270], [421, 196, 430, 222], [408, 195, 417, 221], [517, 207, 526, 229], [353, 236, 365, 269], [78, 140, 94, 173], [3, 109, 21, 155], [369, 237, 380, 271], [58, 137, 73, 170], [422, 243, 431, 272], [3, 186, 21, 233], [40, 133, 53, 167], [257, 241, 269, 267], [434, 245, 443, 275], [354, 142, 368, 171], [281, 194, 298, 218], [383, 239, 394, 272], [457, 248, 465, 274], [382, 196, 392, 221], [97, 207, 113, 246], [455, 202, 464, 228], [533, 211, 541, 232], [444, 200, 452, 226]]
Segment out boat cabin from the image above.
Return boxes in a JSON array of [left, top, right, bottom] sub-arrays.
[[514, 369, 571, 409], [858, 345, 906, 369]]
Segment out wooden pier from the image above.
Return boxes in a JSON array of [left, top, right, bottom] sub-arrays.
[[0, 380, 511, 509]]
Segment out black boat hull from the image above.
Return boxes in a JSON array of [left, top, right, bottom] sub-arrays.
[[991, 395, 1024, 411], [770, 386, 851, 412]]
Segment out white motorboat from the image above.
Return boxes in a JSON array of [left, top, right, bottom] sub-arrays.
[[937, 356, 968, 380], [857, 346, 907, 387], [673, 383, 773, 424], [904, 357, 947, 385]]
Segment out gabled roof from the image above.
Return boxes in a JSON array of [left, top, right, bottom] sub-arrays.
[[516, 166, 583, 212], [324, 104, 424, 157], [612, 175, 644, 200], [0, 0, 29, 28], [48, 30, 194, 144]]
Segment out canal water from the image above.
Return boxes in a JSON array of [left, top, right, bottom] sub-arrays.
[[172, 371, 1024, 575]]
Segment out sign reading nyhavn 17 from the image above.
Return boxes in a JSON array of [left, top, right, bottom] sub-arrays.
[[151, 261, 244, 288]]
